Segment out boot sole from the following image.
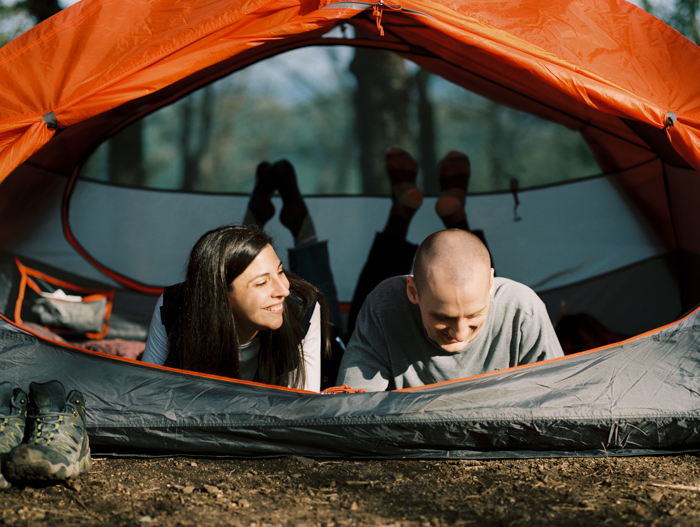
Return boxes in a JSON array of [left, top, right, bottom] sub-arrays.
[[6, 446, 92, 482], [0, 472, 12, 490]]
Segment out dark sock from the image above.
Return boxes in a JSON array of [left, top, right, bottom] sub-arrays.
[[245, 161, 275, 227], [274, 159, 315, 241]]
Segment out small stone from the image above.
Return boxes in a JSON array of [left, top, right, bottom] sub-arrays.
[[63, 479, 82, 492], [293, 456, 317, 467], [182, 486, 195, 495], [238, 498, 251, 508], [350, 501, 359, 511], [203, 484, 221, 495], [190, 462, 198, 467], [649, 491, 663, 503]]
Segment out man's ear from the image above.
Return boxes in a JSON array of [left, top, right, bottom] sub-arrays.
[[406, 276, 420, 305], [488, 268, 495, 295]]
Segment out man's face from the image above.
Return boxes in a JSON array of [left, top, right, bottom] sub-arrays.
[[407, 268, 494, 353]]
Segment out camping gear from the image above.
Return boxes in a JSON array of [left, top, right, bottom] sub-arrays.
[[0, 383, 27, 489], [1, 0, 699, 457], [5, 380, 93, 482]]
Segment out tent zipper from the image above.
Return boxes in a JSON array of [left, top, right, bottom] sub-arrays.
[[322, 1, 433, 36]]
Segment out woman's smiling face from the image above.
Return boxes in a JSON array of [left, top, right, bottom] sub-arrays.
[[228, 244, 290, 344]]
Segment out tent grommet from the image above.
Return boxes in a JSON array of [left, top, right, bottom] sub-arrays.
[[665, 111, 677, 130], [43, 111, 59, 130]]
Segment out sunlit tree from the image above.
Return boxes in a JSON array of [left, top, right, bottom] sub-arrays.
[[0, 0, 61, 45], [640, 0, 699, 43]]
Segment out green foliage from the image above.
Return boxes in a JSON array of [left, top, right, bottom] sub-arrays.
[[0, 0, 62, 47], [0, 3, 34, 46], [641, 0, 699, 43], [82, 47, 599, 196], [429, 82, 598, 194]]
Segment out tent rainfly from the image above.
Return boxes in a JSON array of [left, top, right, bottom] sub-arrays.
[[1, 0, 700, 458]]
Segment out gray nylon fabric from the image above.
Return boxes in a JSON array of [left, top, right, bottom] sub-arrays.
[[1, 315, 698, 458], [31, 296, 108, 334]]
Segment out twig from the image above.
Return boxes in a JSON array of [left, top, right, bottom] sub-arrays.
[[68, 494, 98, 518], [32, 507, 95, 520], [651, 483, 700, 492], [601, 442, 613, 471]]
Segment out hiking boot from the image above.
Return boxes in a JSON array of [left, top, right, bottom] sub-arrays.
[[1, 383, 27, 489], [6, 380, 92, 482]]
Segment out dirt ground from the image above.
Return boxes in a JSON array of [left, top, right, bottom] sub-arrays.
[[2, 454, 700, 526]]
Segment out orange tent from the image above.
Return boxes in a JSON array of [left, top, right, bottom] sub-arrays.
[[1, 0, 700, 179], [1, 0, 700, 332]]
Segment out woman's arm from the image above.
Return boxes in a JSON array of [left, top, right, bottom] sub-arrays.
[[141, 294, 170, 365], [299, 301, 322, 392]]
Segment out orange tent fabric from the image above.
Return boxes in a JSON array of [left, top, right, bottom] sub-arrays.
[[1, 0, 700, 185]]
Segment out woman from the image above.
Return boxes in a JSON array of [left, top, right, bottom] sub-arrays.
[[142, 225, 330, 392]]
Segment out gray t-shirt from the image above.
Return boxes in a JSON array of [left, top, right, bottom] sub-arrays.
[[337, 276, 564, 391]]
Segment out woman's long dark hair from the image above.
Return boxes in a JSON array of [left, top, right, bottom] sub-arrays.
[[168, 225, 330, 388]]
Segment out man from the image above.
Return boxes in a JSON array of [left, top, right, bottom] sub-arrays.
[[337, 229, 564, 391]]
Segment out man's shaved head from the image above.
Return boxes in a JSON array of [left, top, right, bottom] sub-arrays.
[[407, 229, 495, 352], [413, 229, 491, 295]]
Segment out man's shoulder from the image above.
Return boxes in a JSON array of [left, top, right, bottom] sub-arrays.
[[491, 277, 544, 312], [365, 276, 409, 306], [357, 276, 419, 331]]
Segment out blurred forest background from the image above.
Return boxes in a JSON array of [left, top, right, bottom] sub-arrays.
[[1, 0, 698, 196]]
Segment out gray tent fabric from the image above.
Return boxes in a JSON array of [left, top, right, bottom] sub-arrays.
[[1, 311, 698, 459]]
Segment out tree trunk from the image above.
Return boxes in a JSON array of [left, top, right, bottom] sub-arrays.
[[108, 121, 145, 186], [25, 0, 61, 22], [415, 69, 438, 196], [350, 49, 412, 196], [180, 87, 214, 191]]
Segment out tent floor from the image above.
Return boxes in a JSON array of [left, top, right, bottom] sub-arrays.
[[2, 454, 698, 524]]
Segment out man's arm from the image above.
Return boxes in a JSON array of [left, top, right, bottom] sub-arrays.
[[336, 303, 392, 392], [517, 296, 564, 365]]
